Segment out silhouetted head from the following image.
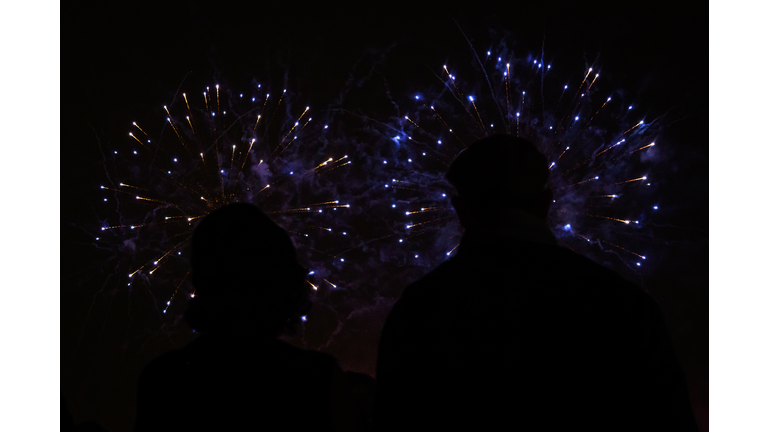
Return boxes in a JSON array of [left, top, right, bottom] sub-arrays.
[[446, 135, 552, 228], [185, 203, 310, 336]]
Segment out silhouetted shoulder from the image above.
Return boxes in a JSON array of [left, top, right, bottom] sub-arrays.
[[556, 244, 652, 297], [397, 257, 458, 300], [140, 335, 339, 395], [399, 240, 650, 316], [136, 336, 340, 431]]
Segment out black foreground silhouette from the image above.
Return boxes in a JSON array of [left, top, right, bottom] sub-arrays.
[[134, 203, 363, 431], [374, 135, 698, 431]]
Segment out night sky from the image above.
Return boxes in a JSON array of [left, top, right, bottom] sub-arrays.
[[61, 2, 708, 431]]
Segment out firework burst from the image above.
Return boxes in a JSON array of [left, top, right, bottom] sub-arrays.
[[95, 77, 357, 325], [333, 38, 668, 285], [91, 36, 671, 353]]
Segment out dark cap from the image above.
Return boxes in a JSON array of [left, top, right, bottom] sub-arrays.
[[446, 135, 549, 208]]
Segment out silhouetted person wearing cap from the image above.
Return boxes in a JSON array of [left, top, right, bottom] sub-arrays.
[[134, 203, 360, 431], [374, 135, 697, 430]]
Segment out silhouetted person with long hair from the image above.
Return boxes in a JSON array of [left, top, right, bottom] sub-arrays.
[[134, 203, 360, 431], [374, 135, 697, 430]]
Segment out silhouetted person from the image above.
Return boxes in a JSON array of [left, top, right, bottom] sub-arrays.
[[374, 135, 697, 430], [135, 203, 360, 431]]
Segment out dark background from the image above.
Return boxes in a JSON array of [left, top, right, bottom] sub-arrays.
[[63, 2, 708, 431]]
